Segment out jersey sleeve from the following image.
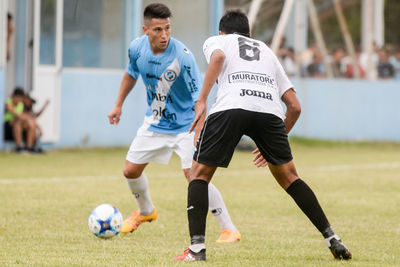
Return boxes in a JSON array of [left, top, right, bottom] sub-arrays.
[[181, 49, 202, 102], [125, 39, 140, 79], [203, 36, 224, 64], [273, 53, 294, 98]]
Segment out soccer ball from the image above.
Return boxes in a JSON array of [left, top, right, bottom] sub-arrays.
[[88, 204, 123, 239]]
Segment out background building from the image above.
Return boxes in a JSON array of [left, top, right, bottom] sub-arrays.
[[1, 0, 399, 150], [0, 0, 223, 149]]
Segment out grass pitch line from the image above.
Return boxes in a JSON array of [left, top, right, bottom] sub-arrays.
[[1, 161, 399, 184], [0, 175, 120, 184], [313, 162, 400, 172]]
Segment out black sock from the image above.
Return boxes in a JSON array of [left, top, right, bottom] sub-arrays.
[[286, 178, 331, 235], [187, 179, 209, 244]]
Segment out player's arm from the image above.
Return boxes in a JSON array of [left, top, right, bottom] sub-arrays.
[[35, 99, 50, 118], [253, 89, 300, 168], [281, 88, 301, 134], [189, 49, 225, 133], [192, 103, 206, 146], [107, 72, 137, 125]]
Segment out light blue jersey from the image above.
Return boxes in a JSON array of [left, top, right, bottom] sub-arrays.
[[126, 35, 202, 134]]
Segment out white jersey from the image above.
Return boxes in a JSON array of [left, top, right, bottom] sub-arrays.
[[203, 34, 294, 120]]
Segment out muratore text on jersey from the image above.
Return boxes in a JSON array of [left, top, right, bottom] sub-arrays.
[[203, 34, 294, 120]]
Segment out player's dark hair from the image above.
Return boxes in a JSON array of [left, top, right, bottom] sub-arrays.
[[143, 3, 172, 20], [219, 9, 250, 37]]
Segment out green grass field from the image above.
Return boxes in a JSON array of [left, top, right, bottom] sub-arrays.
[[1, 138, 400, 266]]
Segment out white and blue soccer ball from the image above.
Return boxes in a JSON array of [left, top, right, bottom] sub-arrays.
[[88, 204, 123, 239]]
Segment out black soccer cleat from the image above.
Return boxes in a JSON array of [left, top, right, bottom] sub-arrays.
[[329, 238, 352, 260]]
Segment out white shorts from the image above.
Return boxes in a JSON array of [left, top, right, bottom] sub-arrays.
[[126, 125, 194, 169]]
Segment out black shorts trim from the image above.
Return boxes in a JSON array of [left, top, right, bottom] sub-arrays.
[[193, 109, 293, 167]]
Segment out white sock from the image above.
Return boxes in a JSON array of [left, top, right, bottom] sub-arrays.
[[208, 183, 238, 232], [126, 173, 154, 215], [189, 243, 205, 253]]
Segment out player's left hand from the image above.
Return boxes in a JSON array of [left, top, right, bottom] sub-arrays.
[[252, 148, 268, 167], [189, 100, 206, 133]]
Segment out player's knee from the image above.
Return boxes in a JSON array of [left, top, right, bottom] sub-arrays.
[[123, 167, 142, 179], [189, 167, 213, 183]]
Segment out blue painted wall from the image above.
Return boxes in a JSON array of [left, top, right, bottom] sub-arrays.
[[3, 0, 400, 149], [56, 74, 400, 148], [291, 79, 400, 142], [59, 70, 147, 148]]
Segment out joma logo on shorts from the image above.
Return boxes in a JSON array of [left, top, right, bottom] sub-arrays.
[[239, 89, 273, 101]]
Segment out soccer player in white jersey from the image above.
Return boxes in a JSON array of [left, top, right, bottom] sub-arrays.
[[107, 3, 240, 243], [174, 10, 352, 261]]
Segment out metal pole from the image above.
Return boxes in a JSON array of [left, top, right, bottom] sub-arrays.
[[294, 0, 308, 77], [365, 0, 376, 80], [248, 0, 265, 32], [307, 0, 333, 78], [271, 0, 295, 53], [373, 0, 384, 48], [332, 0, 359, 78]]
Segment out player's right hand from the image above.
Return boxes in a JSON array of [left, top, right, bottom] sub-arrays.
[[108, 106, 122, 125], [189, 100, 206, 133], [252, 148, 268, 167]]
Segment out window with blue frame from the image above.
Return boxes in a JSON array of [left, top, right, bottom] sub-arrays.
[[40, 0, 56, 65], [142, 0, 211, 71], [63, 0, 127, 68]]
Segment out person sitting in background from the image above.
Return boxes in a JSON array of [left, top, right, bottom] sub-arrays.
[[389, 49, 400, 80], [331, 48, 346, 78], [377, 49, 395, 79], [345, 46, 365, 79], [299, 43, 319, 77], [280, 47, 297, 77], [306, 53, 326, 78], [23, 95, 50, 152], [359, 42, 379, 79], [6, 12, 14, 61], [4, 88, 36, 153]]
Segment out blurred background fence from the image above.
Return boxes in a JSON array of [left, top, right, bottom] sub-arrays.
[[1, 0, 399, 150]]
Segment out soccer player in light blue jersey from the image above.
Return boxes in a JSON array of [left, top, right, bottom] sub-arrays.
[[107, 3, 240, 243]]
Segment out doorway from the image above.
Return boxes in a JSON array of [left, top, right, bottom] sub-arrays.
[[31, 0, 63, 142]]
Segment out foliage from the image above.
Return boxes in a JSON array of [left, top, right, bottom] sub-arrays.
[[385, 0, 400, 48]]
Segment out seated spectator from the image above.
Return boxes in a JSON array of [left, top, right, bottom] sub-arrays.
[[23, 94, 50, 152], [359, 42, 379, 79], [377, 49, 395, 79], [345, 47, 365, 79], [299, 43, 318, 77], [389, 49, 400, 80], [7, 12, 14, 61], [306, 53, 326, 78], [331, 48, 346, 78], [4, 87, 39, 153], [280, 47, 297, 77]]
